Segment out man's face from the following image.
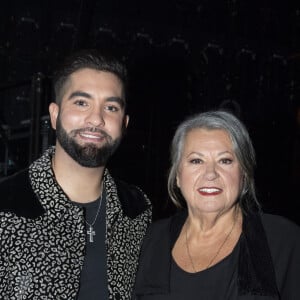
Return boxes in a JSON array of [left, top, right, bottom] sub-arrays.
[[49, 68, 129, 167]]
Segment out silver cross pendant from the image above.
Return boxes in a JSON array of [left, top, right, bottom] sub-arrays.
[[87, 225, 96, 243]]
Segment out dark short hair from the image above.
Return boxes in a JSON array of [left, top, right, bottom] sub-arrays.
[[53, 49, 128, 108], [167, 110, 260, 214]]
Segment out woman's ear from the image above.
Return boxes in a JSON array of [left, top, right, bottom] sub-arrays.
[[176, 174, 180, 188]]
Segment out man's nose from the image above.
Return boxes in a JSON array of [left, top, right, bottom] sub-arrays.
[[86, 107, 104, 127]]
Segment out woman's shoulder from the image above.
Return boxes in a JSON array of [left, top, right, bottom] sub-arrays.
[[144, 210, 186, 243], [260, 213, 300, 244], [150, 210, 186, 230], [147, 215, 174, 234], [261, 213, 300, 232], [258, 213, 300, 294], [139, 216, 174, 258]]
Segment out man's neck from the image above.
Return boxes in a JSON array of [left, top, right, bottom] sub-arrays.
[[52, 145, 105, 203]]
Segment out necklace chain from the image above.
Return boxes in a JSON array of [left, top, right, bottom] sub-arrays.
[[185, 224, 197, 273], [51, 156, 102, 227], [85, 195, 102, 243], [85, 196, 102, 227], [185, 216, 237, 272]]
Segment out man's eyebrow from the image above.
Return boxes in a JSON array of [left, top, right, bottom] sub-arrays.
[[106, 96, 125, 108], [67, 92, 126, 108], [68, 91, 92, 100]]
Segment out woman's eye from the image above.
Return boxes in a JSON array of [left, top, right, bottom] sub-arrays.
[[220, 158, 233, 164], [190, 158, 202, 164]]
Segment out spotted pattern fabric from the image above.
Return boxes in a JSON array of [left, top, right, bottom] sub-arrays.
[[0, 147, 152, 299]]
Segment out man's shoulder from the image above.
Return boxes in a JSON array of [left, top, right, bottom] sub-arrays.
[[0, 168, 29, 196], [0, 168, 45, 218], [114, 178, 151, 219]]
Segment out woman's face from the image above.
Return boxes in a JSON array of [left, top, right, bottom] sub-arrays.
[[176, 128, 243, 216]]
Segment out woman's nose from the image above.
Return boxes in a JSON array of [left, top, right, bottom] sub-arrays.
[[204, 163, 219, 180]]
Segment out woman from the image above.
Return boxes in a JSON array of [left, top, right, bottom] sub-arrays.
[[134, 110, 300, 299]]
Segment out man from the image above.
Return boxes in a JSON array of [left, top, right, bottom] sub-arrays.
[[0, 49, 152, 299]]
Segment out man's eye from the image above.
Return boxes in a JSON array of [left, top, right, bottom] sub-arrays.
[[105, 105, 119, 112], [74, 100, 87, 106]]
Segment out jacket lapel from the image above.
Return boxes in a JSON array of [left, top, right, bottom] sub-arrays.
[[238, 213, 279, 297]]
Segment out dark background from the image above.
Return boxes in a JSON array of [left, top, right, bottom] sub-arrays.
[[0, 0, 299, 223]]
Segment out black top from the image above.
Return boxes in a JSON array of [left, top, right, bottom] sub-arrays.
[[75, 191, 108, 300], [139, 238, 240, 300]]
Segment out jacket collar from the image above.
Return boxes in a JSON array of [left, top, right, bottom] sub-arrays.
[[114, 178, 150, 219], [0, 147, 150, 220], [0, 168, 45, 218]]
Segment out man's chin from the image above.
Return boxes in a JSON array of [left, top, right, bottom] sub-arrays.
[[76, 139, 104, 147]]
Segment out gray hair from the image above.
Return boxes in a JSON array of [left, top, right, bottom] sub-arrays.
[[167, 110, 260, 214]]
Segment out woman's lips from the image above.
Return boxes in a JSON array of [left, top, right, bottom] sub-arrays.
[[197, 187, 223, 196]]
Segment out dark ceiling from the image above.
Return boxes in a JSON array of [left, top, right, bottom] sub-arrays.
[[0, 0, 300, 221]]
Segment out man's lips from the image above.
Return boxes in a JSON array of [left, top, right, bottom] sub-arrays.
[[79, 132, 104, 140], [74, 128, 109, 142], [197, 187, 223, 196]]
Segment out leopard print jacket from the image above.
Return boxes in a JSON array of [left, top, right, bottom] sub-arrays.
[[0, 147, 152, 299]]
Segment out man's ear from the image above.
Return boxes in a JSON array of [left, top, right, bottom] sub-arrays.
[[49, 102, 59, 130], [124, 115, 129, 128]]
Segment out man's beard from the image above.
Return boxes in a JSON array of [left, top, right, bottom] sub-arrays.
[[55, 117, 122, 168]]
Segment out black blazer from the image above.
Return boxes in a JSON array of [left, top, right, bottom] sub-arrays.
[[134, 211, 300, 299]]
